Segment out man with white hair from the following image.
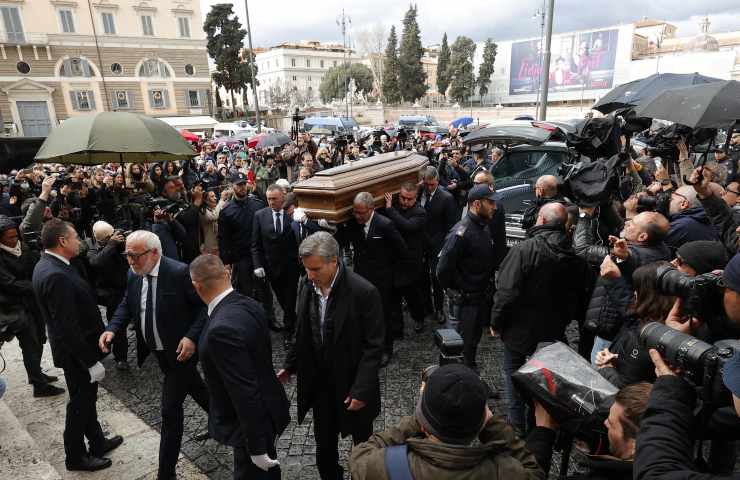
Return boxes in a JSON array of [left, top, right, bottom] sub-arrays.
[[99, 230, 209, 480], [86, 220, 130, 370], [665, 185, 719, 252]]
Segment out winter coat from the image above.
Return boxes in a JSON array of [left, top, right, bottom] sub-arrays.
[[350, 415, 544, 480], [699, 193, 740, 256], [665, 206, 719, 252]]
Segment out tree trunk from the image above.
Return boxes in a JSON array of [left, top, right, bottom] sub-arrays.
[[230, 90, 236, 118]]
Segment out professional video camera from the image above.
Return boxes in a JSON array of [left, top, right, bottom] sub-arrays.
[[655, 264, 724, 321], [147, 197, 187, 217], [641, 322, 740, 409], [421, 329, 465, 385]]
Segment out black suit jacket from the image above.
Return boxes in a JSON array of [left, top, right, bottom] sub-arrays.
[[383, 203, 427, 286], [284, 267, 384, 436], [336, 212, 407, 287], [108, 255, 206, 367], [199, 291, 290, 452], [420, 188, 458, 254], [32, 254, 105, 369], [251, 207, 299, 278]]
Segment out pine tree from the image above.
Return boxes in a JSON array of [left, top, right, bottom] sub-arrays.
[[398, 5, 426, 102], [436, 33, 451, 96], [382, 26, 401, 104], [477, 38, 498, 102], [446, 36, 477, 105]]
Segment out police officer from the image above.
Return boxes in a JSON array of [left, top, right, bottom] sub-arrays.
[[462, 144, 492, 179], [436, 184, 497, 371]]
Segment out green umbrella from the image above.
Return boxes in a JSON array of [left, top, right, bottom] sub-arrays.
[[34, 111, 196, 164]]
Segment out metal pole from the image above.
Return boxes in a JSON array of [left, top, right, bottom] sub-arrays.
[[537, 0, 554, 121], [87, 0, 110, 110], [244, 0, 261, 132]]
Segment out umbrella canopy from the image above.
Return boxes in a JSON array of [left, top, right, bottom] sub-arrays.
[[450, 116, 474, 128], [178, 129, 199, 143], [592, 73, 722, 114], [633, 80, 740, 129], [309, 126, 334, 136], [255, 132, 292, 149], [35, 112, 195, 164]]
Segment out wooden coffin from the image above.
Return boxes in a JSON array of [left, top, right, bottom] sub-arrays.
[[293, 150, 429, 223]]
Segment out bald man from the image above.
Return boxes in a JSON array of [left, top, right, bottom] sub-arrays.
[[491, 202, 589, 432], [521, 175, 568, 231], [665, 186, 719, 251]]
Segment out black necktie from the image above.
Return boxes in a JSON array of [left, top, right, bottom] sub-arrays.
[[275, 212, 282, 235], [144, 275, 156, 348]]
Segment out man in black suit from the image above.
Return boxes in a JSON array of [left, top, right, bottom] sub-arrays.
[[419, 166, 458, 323], [190, 254, 290, 479], [99, 230, 208, 480], [32, 218, 122, 472], [278, 232, 384, 480], [335, 191, 406, 366], [383, 181, 428, 334], [252, 184, 299, 346]]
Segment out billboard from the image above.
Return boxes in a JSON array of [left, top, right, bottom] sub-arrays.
[[509, 28, 619, 95]]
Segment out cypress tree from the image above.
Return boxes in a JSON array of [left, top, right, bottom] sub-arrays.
[[382, 26, 401, 104], [398, 5, 426, 102], [436, 33, 451, 96], [477, 38, 498, 102]]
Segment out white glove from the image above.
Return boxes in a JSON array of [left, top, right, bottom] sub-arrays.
[[253, 267, 266, 279], [250, 454, 279, 472], [88, 362, 105, 383], [292, 207, 308, 224], [317, 219, 330, 229]]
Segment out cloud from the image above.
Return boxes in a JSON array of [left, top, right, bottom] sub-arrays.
[[199, 0, 740, 49]]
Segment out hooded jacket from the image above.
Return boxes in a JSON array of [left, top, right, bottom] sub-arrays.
[[665, 206, 719, 252], [349, 415, 544, 480]]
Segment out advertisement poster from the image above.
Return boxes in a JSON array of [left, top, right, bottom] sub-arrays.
[[509, 28, 619, 95]]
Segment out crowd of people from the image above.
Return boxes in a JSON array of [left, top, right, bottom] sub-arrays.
[[1, 123, 740, 480]]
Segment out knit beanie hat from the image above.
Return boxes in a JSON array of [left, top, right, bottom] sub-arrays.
[[0, 215, 17, 233], [415, 363, 487, 445], [676, 241, 728, 275], [724, 253, 740, 294]]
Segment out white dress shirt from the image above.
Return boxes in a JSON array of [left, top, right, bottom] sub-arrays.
[[273, 209, 284, 233], [312, 265, 341, 340], [44, 250, 70, 265], [362, 211, 375, 238], [420, 188, 437, 207], [208, 287, 234, 317], [140, 259, 164, 351]]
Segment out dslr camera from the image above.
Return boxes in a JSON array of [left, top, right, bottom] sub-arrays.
[[655, 264, 724, 320]]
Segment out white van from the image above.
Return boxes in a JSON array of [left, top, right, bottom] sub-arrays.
[[212, 122, 256, 138]]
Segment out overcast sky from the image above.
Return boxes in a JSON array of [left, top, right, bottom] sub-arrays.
[[199, 0, 740, 49]]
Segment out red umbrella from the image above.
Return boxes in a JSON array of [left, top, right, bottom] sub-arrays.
[[178, 129, 199, 143], [248, 133, 267, 149]]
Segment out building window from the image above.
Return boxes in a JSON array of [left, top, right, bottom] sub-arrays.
[[187, 90, 201, 107], [70, 90, 95, 111], [306, 59, 310, 68], [177, 17, 191, 38], [308, 76, 312, 82], [184, 64, 195, 76], [149, 89, 168, 109], [110, 63, 122, 75], [113, 90, 130, 109], [0, 6, 24, 43], [333, 60, 337, 67], [59, 9, 75, 33], [292, 76, 297, 81], [60, 57, 94, 77], [101, 12, 116, 35], [320, 60, 324, 68], [139, 59, 171, 78], [16, 61, 30, 74], [141, 15, 154, 36], [291, 58, 295, 67]]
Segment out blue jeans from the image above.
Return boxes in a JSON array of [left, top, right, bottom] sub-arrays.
[[590, 336, 612, 365], [503, 346, 528, 433]]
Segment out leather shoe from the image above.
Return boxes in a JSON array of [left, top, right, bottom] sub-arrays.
[[115, 361, 130, 371], [436, 312, 446, 325], [380, 352, 391, 367], [41, 373, 58, 383], [414, 320, 424, 333], [66, 454, 112, 472], [193, 430, 210, 441], [33, 383, 65, 397], [100, 435, 123, 455]]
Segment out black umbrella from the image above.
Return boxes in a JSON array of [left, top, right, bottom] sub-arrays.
[[255, 132, 291, 149], [592, 73, 721, 114], [633, 80, 740, 129]]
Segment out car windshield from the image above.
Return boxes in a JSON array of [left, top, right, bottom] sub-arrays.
[[492, 149, 565, 189]]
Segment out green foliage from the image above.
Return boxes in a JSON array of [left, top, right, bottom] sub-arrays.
[[204, 4, 258, 107], [477, 38, 498, 100], [436, 32, 451, 96], [382, 26, 401, 104], [398, 5, 426, 102], [319, 63, 374, 103], [446, 36, 476, 104]]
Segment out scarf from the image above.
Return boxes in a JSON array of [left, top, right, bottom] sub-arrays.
[[0, 241, 22, 257]]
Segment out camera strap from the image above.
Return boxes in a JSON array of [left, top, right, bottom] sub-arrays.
[[384, 444, 414, 480]]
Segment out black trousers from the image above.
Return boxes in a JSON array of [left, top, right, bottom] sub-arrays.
[[60, 357, 105, 463], [455, 301, 490, 369], [368, 279, 393, 353], [268, 268, 298, 334], [312, 385, 373, 480], [233, 257, 274, 321], [391, 282, 425, 335], [154, 352, 210, 477], [232, 426, 280, 480], [102, 293, 128, 362], [422, 253, 444, 315], [15, 322, 45, 386]]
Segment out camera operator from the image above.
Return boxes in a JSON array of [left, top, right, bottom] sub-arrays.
[[522, 175, 570, 231], [689, 167, 740, 255], [86, 221, 130, 370], [151, 178, 201, 263], [350, 364, 543, 480], [527, 382, 652, 480]]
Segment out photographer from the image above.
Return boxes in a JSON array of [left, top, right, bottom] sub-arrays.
[[86, 221, 130, 370], [350, 364, 544, 480], [665, 186, 719, 252], [527, 382, 652, 480], [689, 167, 740, 255]]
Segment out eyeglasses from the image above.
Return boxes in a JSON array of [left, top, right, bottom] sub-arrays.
[[672, 191, 689, 203], [123, 249, 151, 260]]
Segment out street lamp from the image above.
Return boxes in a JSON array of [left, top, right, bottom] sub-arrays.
[[243, 0, 261, 132]]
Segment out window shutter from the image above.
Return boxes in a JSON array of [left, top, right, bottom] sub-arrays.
[[162, 90, 169, 108], [148, 90, 155, 107], [82, 60, 92, 78], [62, 59, 72, 77], [127, 90, 135, 109], [87, 91, 96, 110], [110, 92, 117, 110], [69, 91, 79, 110]]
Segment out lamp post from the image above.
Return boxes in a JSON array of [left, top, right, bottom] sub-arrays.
[[536, 0, 554, 121], [243, 0, 261, 132]]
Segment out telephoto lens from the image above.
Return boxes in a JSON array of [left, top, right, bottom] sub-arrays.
[[640, 322, 714, 383]]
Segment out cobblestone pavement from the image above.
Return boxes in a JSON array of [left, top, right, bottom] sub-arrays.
[[100, 308, 574, 479]]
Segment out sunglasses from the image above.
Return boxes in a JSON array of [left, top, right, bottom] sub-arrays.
[[122, 249, 151, 260]]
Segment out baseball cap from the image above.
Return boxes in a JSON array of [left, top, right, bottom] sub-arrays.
[[468, 184, 500, 203], [470, 144, 486, 153], [229, 172, 248, 185]]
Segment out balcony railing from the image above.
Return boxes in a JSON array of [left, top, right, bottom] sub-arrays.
[[0, 31, 49, 46]]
